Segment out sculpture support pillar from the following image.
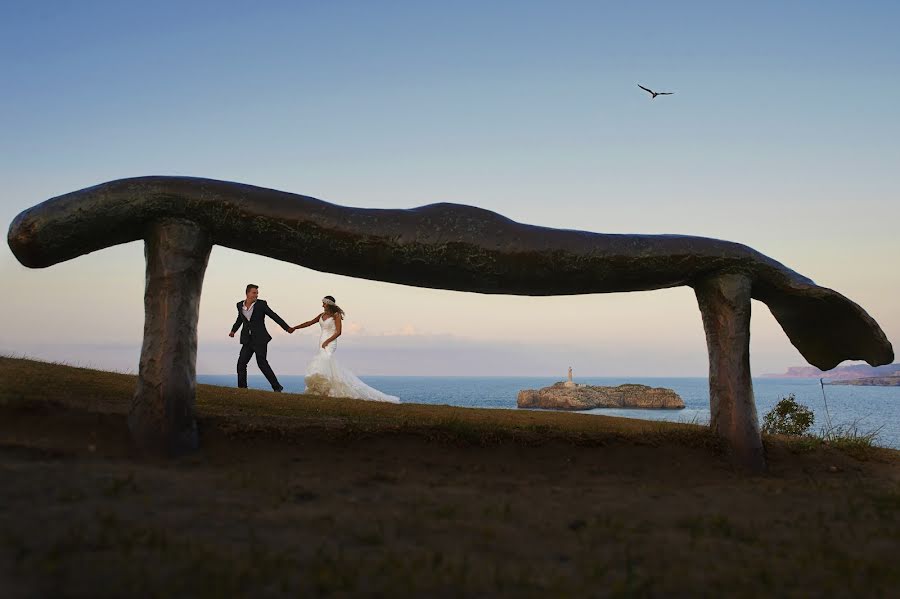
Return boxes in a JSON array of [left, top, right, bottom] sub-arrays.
[[694, 273, 766, 472], [129, 219, 211, 456]]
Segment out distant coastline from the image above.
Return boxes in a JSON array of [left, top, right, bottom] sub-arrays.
[[763, 363, 900, 380], [825, 375, 900, 387]]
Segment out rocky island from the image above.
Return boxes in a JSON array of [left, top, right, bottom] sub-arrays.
[[517, 380, 685, 411], [825, 375, 900, 387]]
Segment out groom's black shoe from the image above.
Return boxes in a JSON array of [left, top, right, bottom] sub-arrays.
[[273, 385, 284, 393]]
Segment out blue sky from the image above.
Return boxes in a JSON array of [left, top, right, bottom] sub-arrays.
[[2, 1, 897, 375]]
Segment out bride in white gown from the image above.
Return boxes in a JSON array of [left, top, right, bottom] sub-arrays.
[[292, 296, 400, 403]]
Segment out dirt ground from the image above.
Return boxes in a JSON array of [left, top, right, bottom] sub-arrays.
[[1, 357, 898, 597]]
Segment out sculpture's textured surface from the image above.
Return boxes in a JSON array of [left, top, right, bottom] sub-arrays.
[[128, 219, 211, 455], [9, 176, 892, 370], [695, 274, 764, 471], [7, 176, 894, 464]]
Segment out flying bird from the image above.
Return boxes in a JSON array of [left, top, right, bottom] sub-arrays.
[[638, 84, 674, 99]]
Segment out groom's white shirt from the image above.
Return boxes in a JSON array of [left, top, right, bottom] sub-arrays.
[[241, 300, 257, 321]]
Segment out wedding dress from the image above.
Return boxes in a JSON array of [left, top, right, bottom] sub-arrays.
[[304, 316, 400, 403]]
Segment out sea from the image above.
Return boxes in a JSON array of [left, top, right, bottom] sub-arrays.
[[197, 375, 900, 449]]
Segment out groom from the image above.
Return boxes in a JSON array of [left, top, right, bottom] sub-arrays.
[[229, 284, 294, 392]]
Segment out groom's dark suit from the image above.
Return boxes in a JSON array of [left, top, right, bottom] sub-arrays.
[[231, 299, 291, 391]]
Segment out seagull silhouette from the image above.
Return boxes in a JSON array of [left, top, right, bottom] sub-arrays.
[[638, 84, 674, 99]]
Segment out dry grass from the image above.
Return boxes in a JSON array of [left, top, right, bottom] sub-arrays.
[[0, 355, 720, 448], [1, 356, 898, 597]]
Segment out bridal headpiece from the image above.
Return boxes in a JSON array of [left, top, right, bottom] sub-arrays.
[[322, 297, 336, 306]]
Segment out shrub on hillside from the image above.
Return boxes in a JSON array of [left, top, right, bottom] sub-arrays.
[[761, 394, 814, 436]]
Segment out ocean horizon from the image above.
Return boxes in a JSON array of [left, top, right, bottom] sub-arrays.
[[197, 374, 900, 449]]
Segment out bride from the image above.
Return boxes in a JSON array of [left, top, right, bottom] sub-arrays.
[[293, 296, 400, 403]]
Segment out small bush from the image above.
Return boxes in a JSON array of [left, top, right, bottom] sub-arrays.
[[761, 394, 814, 436]]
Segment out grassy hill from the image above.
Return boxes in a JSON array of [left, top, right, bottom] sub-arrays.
[[1, 356, 898, 597]]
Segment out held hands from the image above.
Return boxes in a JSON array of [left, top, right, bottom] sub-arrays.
[[288, 327, 296, 334]]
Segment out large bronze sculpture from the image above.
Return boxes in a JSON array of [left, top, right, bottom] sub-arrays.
[[7, 176, 893, 470]]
